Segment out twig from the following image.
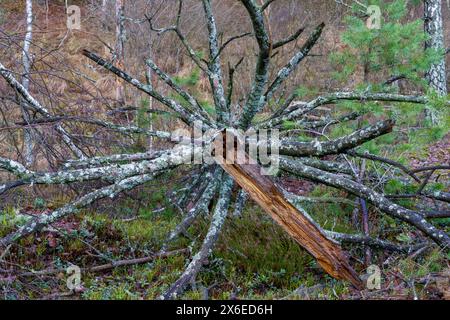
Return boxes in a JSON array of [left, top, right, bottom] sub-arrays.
[[16, 249, 188, 277]]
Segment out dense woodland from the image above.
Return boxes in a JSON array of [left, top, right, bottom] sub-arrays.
[[0, 0, 449, 300]]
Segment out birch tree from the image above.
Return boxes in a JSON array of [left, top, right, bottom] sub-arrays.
[[424, 0, 448, 96], [115, 0, 126, 105], [21, 0, 34, 166], [0, 0, 449, 299]]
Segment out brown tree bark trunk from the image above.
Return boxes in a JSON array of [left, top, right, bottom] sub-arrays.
[[216, 131, 363, 289]]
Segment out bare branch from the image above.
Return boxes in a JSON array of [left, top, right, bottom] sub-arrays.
[[63, 151, 164, 169], [162, 168, 222, 251], [281, 158, 450, 248], [411, 165, 450, 173], [81, 50, 210, 128], [261, 0, 276, 11], [272, 26, 305, 49], [161, 174, 234, 299], [145, 58, 214, 125], [0, 61, 85, 159], [215, 33, 252, 61], [0, 146, 198, 196], [263, 23, 324, 105], [145, 3, 208, 73], [0, 172, 161, 246], [15, 249, 189, 277], [299, 112, 361, 130], [279, 119, 394, 157], [347, 150, 421, 183], [238, 0, 272, 129], [326, 231, 429, 253], [295, 157, 354, 176], [388, 191, 450, 204], [202, 0, 231, 123], [15, 115, 172, 139], [233, 188, 249, 217], [262, 92, 435, 128], [226, 57, 244, 108]]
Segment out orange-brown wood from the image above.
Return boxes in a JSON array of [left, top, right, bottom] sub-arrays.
[[215, 131, 363, 289]]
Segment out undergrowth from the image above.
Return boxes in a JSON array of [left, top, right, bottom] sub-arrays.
[[0, 185, 448, 300]]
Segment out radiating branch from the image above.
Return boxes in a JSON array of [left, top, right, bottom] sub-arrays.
[[226, 57, 244, 108], [326, 231, 429, 253], [161, 175, 234, 299], [262, 92, 434, 128], [263, 23, 324, 105], [202, 0, 231, 123], [279, 119, 394, 157], [238, 0, 272, 129], [281, 158, 450, 248], [0, 61, 85, 159], [81, 50, 210, 128], [0, 172, 161, 246], [145, 58, 214, 126], [15, 115, 172, 139], [0, 146, 198, 196], [162, 168, 222, 251]]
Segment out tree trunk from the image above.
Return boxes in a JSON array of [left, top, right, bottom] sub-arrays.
[[146, 63, 154, 150], [21, 0, 34, 166], [424, 0, 448, 96], [115, 0, 126, 105], [216, 131, 363, 289]]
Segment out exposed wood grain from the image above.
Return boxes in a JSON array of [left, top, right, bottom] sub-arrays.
[[215, 130, 363, 289]]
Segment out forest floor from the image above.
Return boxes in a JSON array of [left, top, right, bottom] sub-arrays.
[[0, 192, 448, 300], [1, 138, 449, 300]]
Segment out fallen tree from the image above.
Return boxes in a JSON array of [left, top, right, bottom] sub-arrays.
[[0, 0, 449, 299]]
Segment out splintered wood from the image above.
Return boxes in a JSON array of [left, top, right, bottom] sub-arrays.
[[215, 130, 363, 289]]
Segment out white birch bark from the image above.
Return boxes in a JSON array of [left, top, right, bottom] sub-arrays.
[[424, 0, 448, 96], [115, 0, 126, 104], [21, 0, 34, 166]]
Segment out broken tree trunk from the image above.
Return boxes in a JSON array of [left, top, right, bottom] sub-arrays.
[[215, 130, 363, 289]]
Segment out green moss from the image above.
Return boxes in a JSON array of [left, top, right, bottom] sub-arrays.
[[0, 207, 29, 237], [282, 120, 297, 130], [398, 249, 447, 279], [113, 218, 174, 245]]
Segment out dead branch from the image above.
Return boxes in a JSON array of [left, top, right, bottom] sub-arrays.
[[279, 119, 394, 157], [0, 62, 85, 159], [281, 157, 450, 248], [14, 249, 189, 277], [217, 131, 363, 288], [238, 0, 272, 129], [262, 92, 439, 128], [81, 49, 211, 128], [161, 175, 234, 299], [326, 231, 428, 253]]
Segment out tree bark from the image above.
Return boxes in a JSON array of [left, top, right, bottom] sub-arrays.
[[424, 0, 448, 96], [115, 0, 126, 104], [21, 0, 34, 166], [217, 131, 363, 289]]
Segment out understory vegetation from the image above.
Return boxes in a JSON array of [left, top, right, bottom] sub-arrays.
[[1, 174, 448, 299], [0, 0, 449, 300]]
